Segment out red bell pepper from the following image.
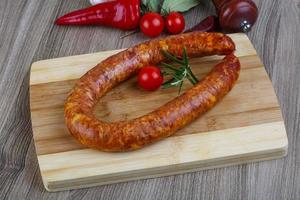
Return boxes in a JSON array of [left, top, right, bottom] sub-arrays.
[[55, 0, 140, 30]]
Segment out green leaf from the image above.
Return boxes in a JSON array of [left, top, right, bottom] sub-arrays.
[[182, 48, 189, 65], [178, 80, 183, 94], [161, 50, 185, 65], [160, 48, 199, 95], [162, 71, 171, 76], [142, 0, 161, 13], [182, 47, 199, 84], [161, 62, 181, 73], [161, 0, 200, 15], [149, 0, 160, 12], [141, 0, 148, 5], [162, 78, 176, 88]]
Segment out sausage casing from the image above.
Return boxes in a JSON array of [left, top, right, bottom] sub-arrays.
[[64, 32, 240, 151]]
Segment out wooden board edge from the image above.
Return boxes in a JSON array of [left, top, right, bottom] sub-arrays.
[[39, 121, 288, 192], [42, 144, 287, 192]]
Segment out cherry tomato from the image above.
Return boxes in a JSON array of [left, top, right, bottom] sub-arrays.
[[165, 12, 185, 34], [137, 66, 163, 91], [140, 13, 164, 38]]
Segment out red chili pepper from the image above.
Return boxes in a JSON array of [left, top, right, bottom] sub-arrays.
[[185, 15, 219, 33], [55, 0, 140, 30]]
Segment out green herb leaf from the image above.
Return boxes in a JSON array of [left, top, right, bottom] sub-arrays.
[[161, 50, 185, 65], [182, 48, 189, 66], [142, 0, 161, 13], [160, 48, 199, 95], [178, 80, 184, 94], [162, 78, 176, 89], [182, 47, 199, 83], [161, 62, 181, 73], [161, 0, 200, 15], [141, 0, 148, 5]]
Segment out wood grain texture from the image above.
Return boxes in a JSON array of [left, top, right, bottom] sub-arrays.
[[0, 0, 299, 199], [29, 34, 287, 191]]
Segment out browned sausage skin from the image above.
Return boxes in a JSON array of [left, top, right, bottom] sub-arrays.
[[64, 32, 240, 152]]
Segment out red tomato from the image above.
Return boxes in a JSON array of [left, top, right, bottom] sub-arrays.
[[137, 66, 163, 91], [140, 13, 164, 38], [165, 12, 185, 34]]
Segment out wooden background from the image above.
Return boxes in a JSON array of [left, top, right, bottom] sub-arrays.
[[0, 0, 299, 199]]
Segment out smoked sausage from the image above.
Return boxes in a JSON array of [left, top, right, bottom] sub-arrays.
[[64, 32, 240, 152]]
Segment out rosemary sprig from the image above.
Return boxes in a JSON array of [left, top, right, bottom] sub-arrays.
[[161, 48, 199, 94]]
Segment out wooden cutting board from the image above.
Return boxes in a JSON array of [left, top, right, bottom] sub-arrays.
[[30, 33, 288, 192]]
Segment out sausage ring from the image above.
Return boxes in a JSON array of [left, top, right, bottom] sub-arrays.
[[64, 32, 240, 152]]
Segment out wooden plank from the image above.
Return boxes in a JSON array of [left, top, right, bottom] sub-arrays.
[[38, 121, 287, 192], [29, 33, 288, 192]]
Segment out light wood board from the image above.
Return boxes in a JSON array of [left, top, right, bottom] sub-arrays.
[[29, 33, 288, 192]]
